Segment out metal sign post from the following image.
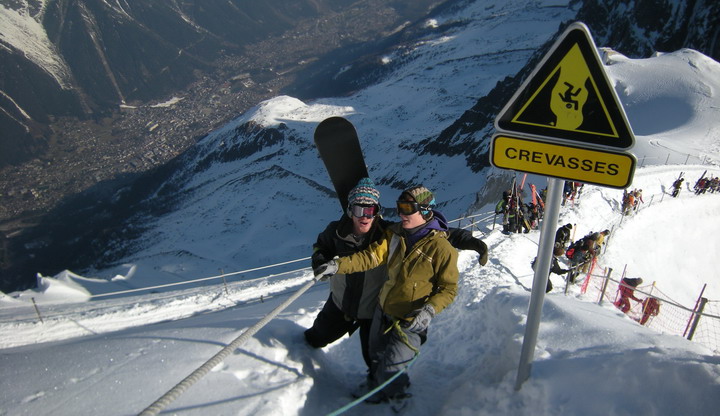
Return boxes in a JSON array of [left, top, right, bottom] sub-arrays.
[[514, 177, 564, 390], [489, 21, 638, 390]]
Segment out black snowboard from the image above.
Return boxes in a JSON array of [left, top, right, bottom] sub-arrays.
[[314, 117, 369, 212]]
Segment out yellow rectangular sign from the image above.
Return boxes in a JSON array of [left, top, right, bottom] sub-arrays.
[[491, 134, 635, 189]]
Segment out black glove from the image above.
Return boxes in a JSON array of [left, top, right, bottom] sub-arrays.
[[313, 260, 338, 281], [403, 304, 435, 333], [476, 240, 489, 266]]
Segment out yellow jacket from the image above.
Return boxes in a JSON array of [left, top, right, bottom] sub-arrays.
[[336, 222, 458, 321]]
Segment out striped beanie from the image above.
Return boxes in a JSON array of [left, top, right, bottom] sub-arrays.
[[348, 177, 380, 206], [403, 185, 435, 207]]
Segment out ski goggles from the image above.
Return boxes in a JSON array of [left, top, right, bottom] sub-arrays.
[[396, 200, 426, 216], [349, 204, 379, 218]]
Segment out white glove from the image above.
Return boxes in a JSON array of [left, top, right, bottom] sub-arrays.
[[313, 260, 338, 281], [403, 304, 435, 333]]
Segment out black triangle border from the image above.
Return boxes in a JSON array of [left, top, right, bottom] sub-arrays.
[[495, 22, 635, 150]]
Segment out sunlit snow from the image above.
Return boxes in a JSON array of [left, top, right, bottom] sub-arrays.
[[2, 0, 720, 415]]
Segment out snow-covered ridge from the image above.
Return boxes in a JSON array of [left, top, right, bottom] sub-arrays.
[[0, 1, 72, 87]]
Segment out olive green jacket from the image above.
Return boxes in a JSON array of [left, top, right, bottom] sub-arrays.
[[335, 222, 458, 321]]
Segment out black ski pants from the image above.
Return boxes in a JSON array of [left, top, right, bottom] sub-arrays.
[[304, 294, 372, 368]]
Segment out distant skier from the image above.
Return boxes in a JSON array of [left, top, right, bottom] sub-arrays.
[[711, 177, 720, 193], [531, 247, 569, 293], [554, 223, 573, 250], [586, 230, 610, 257], [631, 189, 644, 211], [614, 277, 644, 313], [562, 181, 575, 206], [495, 191, 511, 233], [621, 189, 635, 215], [639, 297, 660, 325], [518, 204, 531, 233], [565, 237, 592, 283], [671, 177, 684, 197]]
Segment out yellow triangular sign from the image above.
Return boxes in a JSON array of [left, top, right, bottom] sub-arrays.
[[496, 22, 634, 150]]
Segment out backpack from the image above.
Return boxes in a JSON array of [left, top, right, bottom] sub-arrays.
[[566, 237, 583, 259]]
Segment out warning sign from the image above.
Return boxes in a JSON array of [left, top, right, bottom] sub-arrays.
[[496, 22, 635, 150], [491, 134, 636, 189]]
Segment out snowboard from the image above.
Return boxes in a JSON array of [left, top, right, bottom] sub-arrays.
[[314, 116, 369, 212]]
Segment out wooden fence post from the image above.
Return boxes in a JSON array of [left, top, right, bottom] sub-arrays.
[[598, 268, 612, 305], [31, 297, 44, 324], [687, 298, 708, 341]]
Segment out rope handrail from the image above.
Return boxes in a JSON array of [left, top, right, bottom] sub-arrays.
[[88, 211, 493, 301], [138, 276, 319, 416], [89, 256, 311, 299], [0, 267, 315, 325], [325, 352, 419, 416], [447, 212, 496, 226]]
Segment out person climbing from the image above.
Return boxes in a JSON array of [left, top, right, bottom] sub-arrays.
[[671, 177, 684, 197], [495, 190, 511, 234], [518, 203, 531, 233], [555, 223, 573, 251], [584, 230, 610, 258], [632, 189, 644, 211], [639, 297, 660, 325], [622, 189, 635, 215], [565, 237, 592, 283], [562, 181, 575, 206], [614, 277, 644, 313], [531, 246, 569, 293]]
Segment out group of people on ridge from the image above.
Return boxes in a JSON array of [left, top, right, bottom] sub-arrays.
[[495, 188, 543, 234], [535, 224, 610, 292], [694, 175, 719, 194], [562, 181, 584, 206], [621, 188, 644, 215], [614, 277, 661, 326], [672, 173, 719, 197], [307, 178, 488, 409]]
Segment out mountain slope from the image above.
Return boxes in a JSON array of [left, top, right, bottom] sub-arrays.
[[5, 0, 720, 293], [1, 164, 719, 415], [0, 0, 442, 167], [2, 2, 720, 411]]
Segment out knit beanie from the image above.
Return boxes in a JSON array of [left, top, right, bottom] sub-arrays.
[[403, 185, 435, 207], [348, 177, 381, 206]]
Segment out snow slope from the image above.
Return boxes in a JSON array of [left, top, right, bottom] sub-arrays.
[[1, 163, 719, 415], [2, 0, 720, 414]]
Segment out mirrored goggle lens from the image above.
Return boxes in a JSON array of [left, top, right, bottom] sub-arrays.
[[350, 204, 378, 218], [396, 201, 420, 215]]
